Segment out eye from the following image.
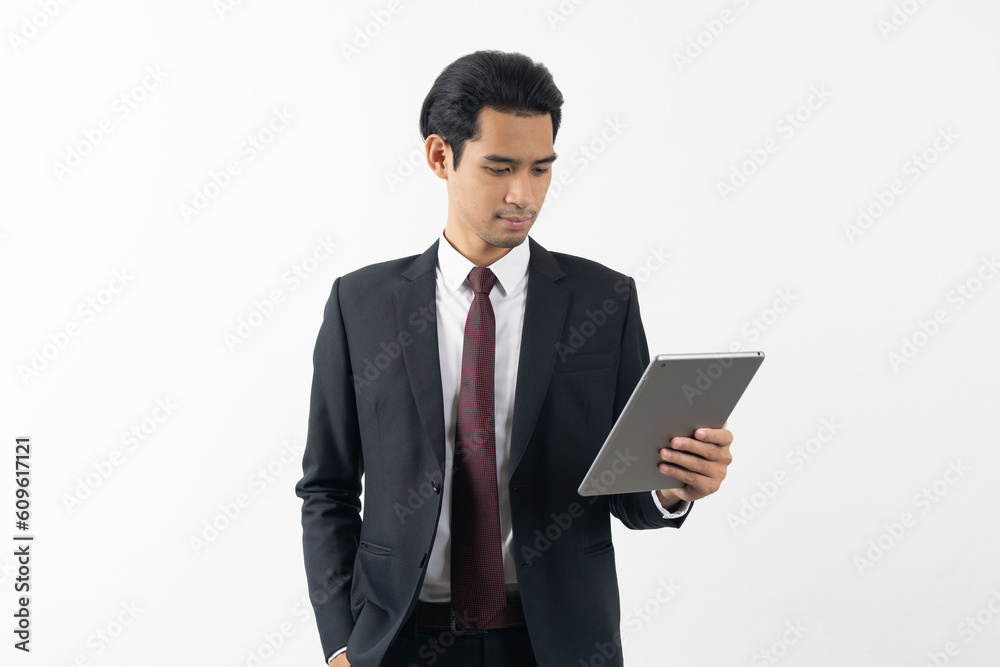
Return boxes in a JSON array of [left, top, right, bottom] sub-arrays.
[[533, 167, 550, 174], [487, 167, 507, 175]]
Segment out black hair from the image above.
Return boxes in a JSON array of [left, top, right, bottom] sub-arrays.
[[419, 50, 564, 170]]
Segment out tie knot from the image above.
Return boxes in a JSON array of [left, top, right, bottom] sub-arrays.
[[468, 266, 497, 295]]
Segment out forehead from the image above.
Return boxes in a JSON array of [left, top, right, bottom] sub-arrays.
[[470, 107, 554, 155]]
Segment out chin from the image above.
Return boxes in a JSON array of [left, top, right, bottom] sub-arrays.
[[479, 222, 530, 248], [497, 228, 531, 248]]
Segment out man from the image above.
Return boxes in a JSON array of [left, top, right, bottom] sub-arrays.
[[295, 50, 734, 667]]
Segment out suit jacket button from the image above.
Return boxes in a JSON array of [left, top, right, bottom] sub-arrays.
[[432, 481, 441, 494], [519, 560, 532, 568]]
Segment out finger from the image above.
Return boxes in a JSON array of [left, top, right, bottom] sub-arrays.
[[668, 437, 731, 462], [658, 458, 724, 496], [657, 460, 712, 490], [658, 447, 713, 475], [692, 427, 733, 446]]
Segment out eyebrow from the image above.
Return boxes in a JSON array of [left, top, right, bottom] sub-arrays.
[[481, 153, 559, 165]]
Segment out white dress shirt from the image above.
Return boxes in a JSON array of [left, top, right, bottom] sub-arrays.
[[328, 232, 688, 664]]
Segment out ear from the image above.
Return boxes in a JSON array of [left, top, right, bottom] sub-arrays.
[[425, 134, 450, 180]]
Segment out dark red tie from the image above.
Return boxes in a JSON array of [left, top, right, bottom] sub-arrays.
[[450, 266, 506, 630]]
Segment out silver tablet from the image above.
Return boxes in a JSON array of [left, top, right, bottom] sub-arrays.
[[577, 351, 765, 496]]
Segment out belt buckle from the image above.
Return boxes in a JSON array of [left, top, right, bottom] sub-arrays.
[[448, 607, 485, 636]]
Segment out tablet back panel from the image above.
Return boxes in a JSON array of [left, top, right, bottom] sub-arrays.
[[578, 351, 764, 496]]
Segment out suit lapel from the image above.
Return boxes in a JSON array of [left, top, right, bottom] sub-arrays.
[[395, 236, 569, 477], [396, 240, 447, 472], [509, 237, 568, 475]]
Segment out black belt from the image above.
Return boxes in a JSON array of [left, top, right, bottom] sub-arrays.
[[415, 597, 526, 632]]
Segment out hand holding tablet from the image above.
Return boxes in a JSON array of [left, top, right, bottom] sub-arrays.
[[654, 421, 734, 508], [577, 352, 765, 498]]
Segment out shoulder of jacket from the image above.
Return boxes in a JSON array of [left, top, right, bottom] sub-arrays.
[[547, 250, 630, 288]]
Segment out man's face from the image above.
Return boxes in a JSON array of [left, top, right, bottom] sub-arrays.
[[439, 107, 556, 260]]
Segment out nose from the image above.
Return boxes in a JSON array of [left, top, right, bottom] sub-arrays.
[[505, 172, 536, 210]]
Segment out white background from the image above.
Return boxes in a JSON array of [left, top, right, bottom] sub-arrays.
[[2, 1, 999, 665]]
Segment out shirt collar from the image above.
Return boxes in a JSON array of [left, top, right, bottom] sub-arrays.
[[437, 229, 530, 298]]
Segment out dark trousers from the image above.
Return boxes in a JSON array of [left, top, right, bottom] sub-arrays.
[[380, 603, 538, 667]]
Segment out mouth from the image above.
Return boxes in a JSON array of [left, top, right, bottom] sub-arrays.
[[498, 215, 531, 230]]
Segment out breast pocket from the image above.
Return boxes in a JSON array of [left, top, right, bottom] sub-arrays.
[[552, 350, 616, 374]]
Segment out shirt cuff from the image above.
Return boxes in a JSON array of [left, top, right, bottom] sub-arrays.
[[327, 647, 347, 664], [651, 489, 690, 519]]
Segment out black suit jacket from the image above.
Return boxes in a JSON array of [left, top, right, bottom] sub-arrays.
[[295, 237, 689, 667]]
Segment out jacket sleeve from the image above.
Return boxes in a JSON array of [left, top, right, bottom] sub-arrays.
[[607, 276, 693, 530], [294, 277, 364, 661]]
